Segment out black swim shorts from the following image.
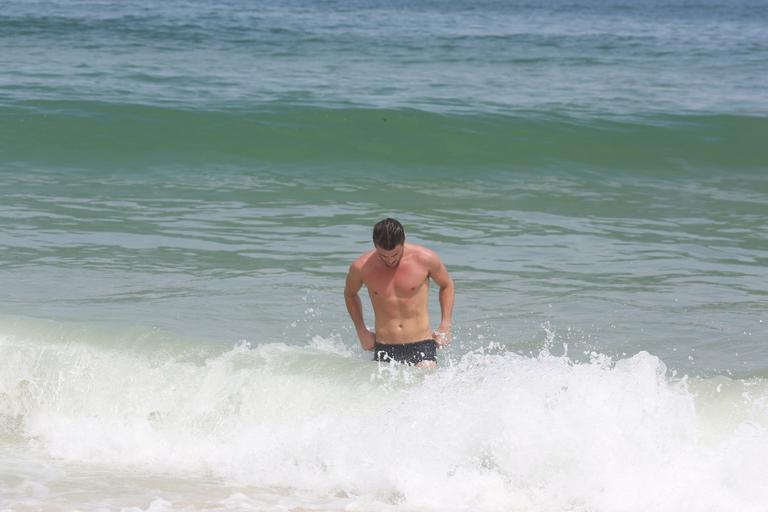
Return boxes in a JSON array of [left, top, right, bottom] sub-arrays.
[[373, 339, 437, 365]]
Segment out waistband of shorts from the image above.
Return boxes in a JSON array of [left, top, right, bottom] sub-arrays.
[[374, 339, 435, 349]]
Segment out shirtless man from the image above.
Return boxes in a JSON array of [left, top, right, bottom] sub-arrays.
[[344, 218, 454, 368]]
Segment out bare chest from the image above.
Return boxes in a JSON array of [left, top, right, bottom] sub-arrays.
[[362, 262, 429, 299]]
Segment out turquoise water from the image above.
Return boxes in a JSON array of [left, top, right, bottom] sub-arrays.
[[1, 1, 767, 510]]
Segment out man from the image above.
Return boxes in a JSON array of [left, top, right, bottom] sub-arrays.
[[344, 218, 454, 368]]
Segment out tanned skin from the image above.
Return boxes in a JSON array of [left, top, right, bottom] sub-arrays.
[[344, 242, 454, 368]]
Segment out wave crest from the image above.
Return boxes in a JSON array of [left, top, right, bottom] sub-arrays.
[[2, 331, 767, 510]]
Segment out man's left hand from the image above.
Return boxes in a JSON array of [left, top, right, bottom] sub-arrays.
[[433, 326, 452, 346]]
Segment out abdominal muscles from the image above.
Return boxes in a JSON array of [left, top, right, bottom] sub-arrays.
[[370, 289, 432, 343]]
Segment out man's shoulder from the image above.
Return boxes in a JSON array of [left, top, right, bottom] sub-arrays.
[[407, 243, 440, 265], [407, 243, 437, 257], [350, 250, 375, 270]]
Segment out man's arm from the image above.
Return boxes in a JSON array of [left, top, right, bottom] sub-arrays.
[[427, 251, 455, 346], [344, 261, 376, 351]]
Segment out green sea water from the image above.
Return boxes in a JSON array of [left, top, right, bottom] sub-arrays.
[[1, 1, 767, 510], [2, 162, 766, 374]]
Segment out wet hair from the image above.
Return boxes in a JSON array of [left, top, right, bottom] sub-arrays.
[[372, 218, 405, 250]]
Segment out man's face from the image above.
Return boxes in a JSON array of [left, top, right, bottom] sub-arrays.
[[375, 244, 404, 268]]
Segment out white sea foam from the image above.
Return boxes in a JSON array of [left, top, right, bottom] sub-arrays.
[[1, 330, 767, 511]]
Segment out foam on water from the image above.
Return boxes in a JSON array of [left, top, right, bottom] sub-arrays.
[[1, 328, 767, 511]]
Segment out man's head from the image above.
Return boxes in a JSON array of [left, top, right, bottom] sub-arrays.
[[373, 218, 405, 267]]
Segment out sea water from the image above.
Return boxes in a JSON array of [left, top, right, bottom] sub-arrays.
[[1, 0, 767, 510]]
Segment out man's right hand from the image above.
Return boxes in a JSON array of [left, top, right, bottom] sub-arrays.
[[358, 329, 376, 351]]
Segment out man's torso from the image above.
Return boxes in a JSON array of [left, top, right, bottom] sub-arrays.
[[359, 244, 432, 343]]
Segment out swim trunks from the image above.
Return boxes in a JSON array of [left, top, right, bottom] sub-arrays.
[[373, 339, 437, 365]]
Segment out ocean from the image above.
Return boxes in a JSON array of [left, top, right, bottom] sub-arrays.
[[1, 0, 767, 510]]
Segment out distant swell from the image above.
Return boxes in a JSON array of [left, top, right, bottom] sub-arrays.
[[2, 101, 766, 171]]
